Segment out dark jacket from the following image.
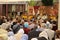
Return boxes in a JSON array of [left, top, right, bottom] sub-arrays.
[[12, 23, 23, 34], [28, 29, 41, 40]]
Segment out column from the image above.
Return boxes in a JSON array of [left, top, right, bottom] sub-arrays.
[[0, 4, 2, 16], [58, 0, 60, 30], [6, 4, 8, 16], [25, 3, 28, 11]]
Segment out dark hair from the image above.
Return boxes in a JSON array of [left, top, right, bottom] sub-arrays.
[[20, 12, 23, 16], [17, 19, 21, 23], [24, 20, 27, 22], [37, 37, 47, 40]]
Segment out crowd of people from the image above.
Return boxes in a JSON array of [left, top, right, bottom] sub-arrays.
[[0, 10, 59, 40]]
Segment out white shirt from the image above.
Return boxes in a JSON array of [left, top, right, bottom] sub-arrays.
[[8, 36, 16, 40], [55, 39, 60, 40], [31, 38, 38, 40]]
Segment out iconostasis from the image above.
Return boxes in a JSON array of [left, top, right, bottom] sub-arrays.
[[28, 2, 59, 21]]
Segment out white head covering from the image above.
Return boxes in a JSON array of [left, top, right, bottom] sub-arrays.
[[39, 29, 55, 40], [0, 29, 8, 40], [18, 29, 24, 34], [46, 21, 50, 24], [31, 38, 38, 40], [55, 39, 60, 40], [8, 36, 16, 40], [14, 29, 24, 40], [44, 29, 55, 40], [8, 31, 14, 36], [39, 31, 48, 40]]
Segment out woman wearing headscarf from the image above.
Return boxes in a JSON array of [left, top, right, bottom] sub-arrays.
[[14, 28, 24, 40], [39, 29, 55, 40], [21, 34, 28, 40]]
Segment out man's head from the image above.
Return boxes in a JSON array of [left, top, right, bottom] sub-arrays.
[[31, 37, 47, 40]]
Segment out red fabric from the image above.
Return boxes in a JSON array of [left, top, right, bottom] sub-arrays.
[[54, 9, 58, 15], [34, 6, 39, 10], [51, 9, 58, 16], [23, 28, 30, 34]]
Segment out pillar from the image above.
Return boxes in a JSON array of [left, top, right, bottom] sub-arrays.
[[0, 4, 2, 16], [25, 3, 28, 11], [6, 4, 8, 17], [58, 0, 60, 30]]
